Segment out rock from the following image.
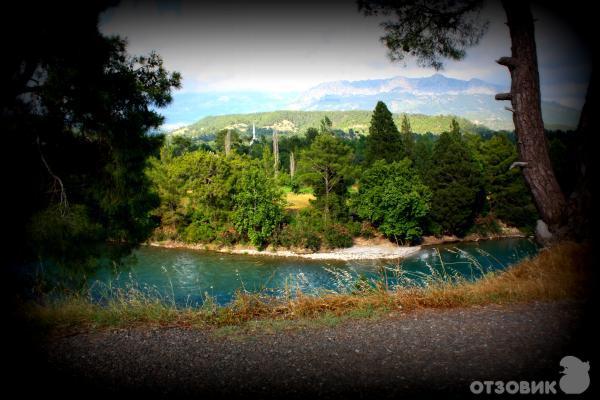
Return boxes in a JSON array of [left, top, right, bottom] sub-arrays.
[[535, 220, 553, 244]]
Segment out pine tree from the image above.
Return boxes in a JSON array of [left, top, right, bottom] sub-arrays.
[[299, 134, 354, 224], [320, 116, 333, 135], [365, 101, 403, 164], [400, 114, 414, 160], [450, 118, 461, 137], [479, 134, 538, 230], [427, 123, 483, 236]]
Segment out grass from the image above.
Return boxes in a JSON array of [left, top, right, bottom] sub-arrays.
[[285, 192, 315, 210], [24, 242, 592, 335]]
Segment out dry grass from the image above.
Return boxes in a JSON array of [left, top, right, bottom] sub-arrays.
[[25, 242, 592, 334], [285, 192, 315, 210]]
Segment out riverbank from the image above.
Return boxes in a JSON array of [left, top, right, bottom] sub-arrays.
[[148, 238, 421, 260], [421, 222, 527, 246], [147, 229, 528, 260]]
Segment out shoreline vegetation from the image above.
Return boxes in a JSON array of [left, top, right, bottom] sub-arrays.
[[146, 229, 528, 261], [26, 241, 588, 336]]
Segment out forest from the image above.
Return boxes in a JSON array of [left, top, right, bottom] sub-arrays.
[[178, 110, 486, 138], [143, 101, 577, 253]]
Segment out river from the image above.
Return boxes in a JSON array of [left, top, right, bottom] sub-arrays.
[[87, 238, 538, 306]]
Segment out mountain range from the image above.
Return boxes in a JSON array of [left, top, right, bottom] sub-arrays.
[[167, 73, 581, 135], [287, 74, 580, 131]]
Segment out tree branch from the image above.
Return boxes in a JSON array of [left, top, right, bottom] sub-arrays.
[[509, 161, 528, 170], [495, 92, 512, 101], [496, 56, 518, 69], [37, 136, 69, 215]]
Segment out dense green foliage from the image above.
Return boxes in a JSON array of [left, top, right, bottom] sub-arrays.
[[400, 114, 415, 160], [477, 134, 538, 230], [426, 126, 484, 235], [147, 149, 285, 248], [358, 0, 487, 70], [298, 134, 355, 223], [148, 103, 547, 251], [4, 2, 181, 267], [365, 101, 404, 164], [232, 167, 285, 248], [354, 159, 431, 243]]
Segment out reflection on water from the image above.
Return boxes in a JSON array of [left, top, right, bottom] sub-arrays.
[[88, 238, 538, 306]]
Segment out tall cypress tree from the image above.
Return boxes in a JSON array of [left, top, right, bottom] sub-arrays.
[[400, 114, 414, 160], [365, 101, 403, 164]]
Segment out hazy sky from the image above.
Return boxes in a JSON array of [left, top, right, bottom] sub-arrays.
[[100, 0, 592, 126]]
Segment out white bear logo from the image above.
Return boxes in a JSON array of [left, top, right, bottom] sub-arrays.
[[559, 356, 590, 394]]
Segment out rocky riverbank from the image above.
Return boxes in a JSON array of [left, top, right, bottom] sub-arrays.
[[148, 239, 421, 261]]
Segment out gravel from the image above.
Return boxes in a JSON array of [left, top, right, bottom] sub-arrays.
[[227, 244, 421, 260], [41, 301, 592, 399]]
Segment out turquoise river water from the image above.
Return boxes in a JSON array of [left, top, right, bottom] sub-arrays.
[[87, 238, 538, 306]]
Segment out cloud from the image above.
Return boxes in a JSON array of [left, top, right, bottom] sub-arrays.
[[161, 122, 190, 131], [101, 0, 591, 110]]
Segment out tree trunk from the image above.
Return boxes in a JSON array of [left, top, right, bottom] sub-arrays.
[[290, 151, 296, 178], [272, 129, 279, 176], [497, 0, 566, 237], [224, 129, 231, 157]]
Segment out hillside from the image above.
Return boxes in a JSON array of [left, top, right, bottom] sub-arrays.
[[172, 110, 488, 139]]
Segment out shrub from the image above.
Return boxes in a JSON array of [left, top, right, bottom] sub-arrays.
[[290, 178, 301, 194], [276, 223, 322, 252], [304, 232, 322, 252], [323, 225, 353, 249], [469, 214, 502, 236], [216, 224, 240, 246], [345, 220, 363, 237], [183, 221, 216, 243], [359, 221, 377, 238]]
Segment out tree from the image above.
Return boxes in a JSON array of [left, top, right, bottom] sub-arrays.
[[299, 134, 354, 224], [413, 133, 435, 181], [272, 129, 280, 174], [354, 159, 431, 243], [232, 166, 285, 248], [427, 125, 483, 235], [289, 152, 296, 178], [400, 114, 414, 160], [4, 2, 181, 265], [305, 127, 319, 143], [479, 134, 538, 230], [365, 101, 404, 164], [148, 150, 236, 233], [450, 119, 461, 136], [216, 129, 241, 155], [495, 1, 565, 234], [358, 0, 578, 239], [320, 116, 333, 135], [168, 135, 198, 157]]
